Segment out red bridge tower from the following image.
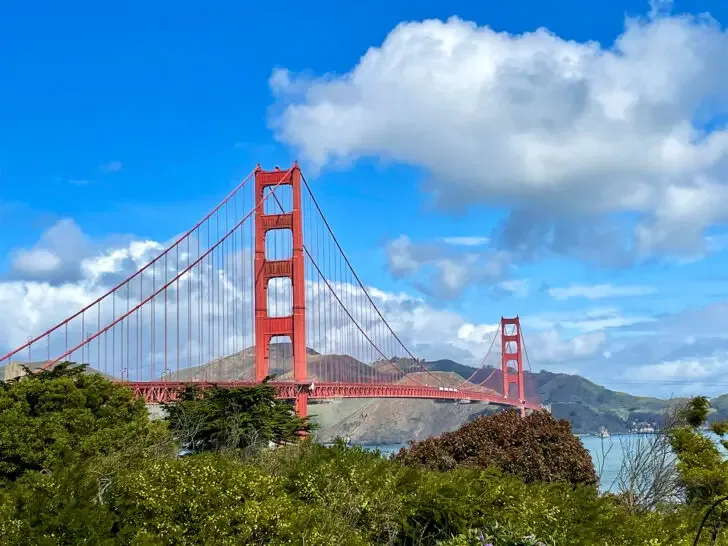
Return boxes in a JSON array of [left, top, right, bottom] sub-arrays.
[[501, 316, 526, 416], [254, 164, 308, 416]]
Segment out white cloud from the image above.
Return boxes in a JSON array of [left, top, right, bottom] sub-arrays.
[[362, 287, 599, 366], [552, 299, 728, 397], [271, 11, 728, 257], [497, 279, 529, 298], [526, 328, 606, 364], [81, 240, 164, 283], [440, 236, 489, 246], [10, 219, 90, 283], [11, 249, 62, 276], [632, 355, 725, 382], [524, 307, 654, 333], [0, 281, 94, 350], [548, 283, 656, 300], [386, 234, 424, 276], [385, 234, 513, 297], [435, 257, 474, 293], [623, 353, 728, 397], [8, 219, 143, 286]]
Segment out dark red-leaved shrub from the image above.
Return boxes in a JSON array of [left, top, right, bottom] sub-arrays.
[[395, 409, 597, 486]]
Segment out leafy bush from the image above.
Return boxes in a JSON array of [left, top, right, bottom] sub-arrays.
[[260, 440, 416, 544], [395, 409, 597, 486], [108, 453, 365, 545], [0, 460, 122, 545], [260, 440, 695, 545]]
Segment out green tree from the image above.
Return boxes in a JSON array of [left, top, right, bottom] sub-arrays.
[[0, 362, 157, 480], [163, 382, 312, 455], [0, 362, 175, 545], [669, 396, 728, 544]]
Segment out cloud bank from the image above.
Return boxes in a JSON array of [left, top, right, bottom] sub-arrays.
[[271, 10, 728, 261]]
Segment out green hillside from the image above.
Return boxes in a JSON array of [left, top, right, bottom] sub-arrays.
[[423, 361, 692, 433]]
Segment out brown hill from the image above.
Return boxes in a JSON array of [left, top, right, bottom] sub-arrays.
[[168, 343, 318, 382], [169, 343, 418, 384]]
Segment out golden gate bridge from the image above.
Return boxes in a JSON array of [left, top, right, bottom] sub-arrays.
[[0, 164, 541, 417]]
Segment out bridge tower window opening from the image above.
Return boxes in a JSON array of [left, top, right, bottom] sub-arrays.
[[268, 334, 294, 381], [263, 184, 292, 215], [267, 277, 292, 318], [265, 228, 293, 261]]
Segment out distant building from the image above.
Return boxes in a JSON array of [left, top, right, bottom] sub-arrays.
[[630, 421, 656, 434]]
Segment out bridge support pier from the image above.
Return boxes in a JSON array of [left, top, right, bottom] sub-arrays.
[[295, 390, 308, 417], [254, 163, 308, 417]]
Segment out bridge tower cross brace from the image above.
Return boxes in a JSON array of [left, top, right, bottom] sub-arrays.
[[254, 163, 308, 417], [501, 316, 526, 416]]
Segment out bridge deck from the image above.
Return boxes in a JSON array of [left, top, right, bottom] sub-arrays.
[[124, 380, 541, 410]]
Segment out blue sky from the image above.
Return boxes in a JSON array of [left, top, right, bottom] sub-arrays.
[[3, 0, 728, 397]]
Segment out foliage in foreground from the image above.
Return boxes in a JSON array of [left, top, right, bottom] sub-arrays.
[[0, 362, 169, 481], [0, 439, 698, 546], [260, 440, 694, 545], [0, 365, 724, 545], [669, 396, 728, 543], [395, 409, 598, 486], [162, 382, 311, 455]]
